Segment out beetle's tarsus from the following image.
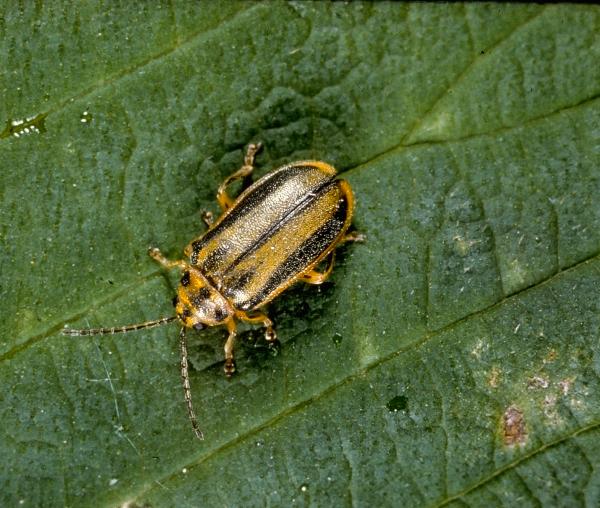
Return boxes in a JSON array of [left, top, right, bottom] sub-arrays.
[[237, 311, 277, 343], [223, 320, 238, 377], [302, 252, 336, 285], [342, 231, 365, 243], [201, 210, 214, 228], [244, 142, 263, 166], [265, 326, 277, 342], [224, 358, 236, 377]]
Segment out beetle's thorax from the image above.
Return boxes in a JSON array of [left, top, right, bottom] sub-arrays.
[[173, 266, 234, 329]]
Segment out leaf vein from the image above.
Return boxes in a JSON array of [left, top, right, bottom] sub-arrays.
[[344, 94, 600, 179], [399, 7, 547, 147]]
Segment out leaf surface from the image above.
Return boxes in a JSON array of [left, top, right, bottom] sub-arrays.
[[1, 3, 599, 507]]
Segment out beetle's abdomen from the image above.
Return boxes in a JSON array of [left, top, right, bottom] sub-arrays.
[[189, 162, 353, 311]]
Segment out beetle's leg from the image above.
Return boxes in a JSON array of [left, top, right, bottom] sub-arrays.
[[216, 142, 262, 211], [148, 247, 188, 270], [341, 231, 366, 244], [238, 311, 277, 342], [223, 319, 238, 377], [201, 210, 214, 228], [300, 233, 363, 285], [187, 209, 212, 240], [301, 252, 336, 285]]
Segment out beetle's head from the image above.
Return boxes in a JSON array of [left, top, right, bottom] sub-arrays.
[[173, 267, 233, 329]]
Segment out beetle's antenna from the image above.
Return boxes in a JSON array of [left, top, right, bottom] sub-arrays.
[[179, 326, 204, 440], [61, 316, 177, 336]]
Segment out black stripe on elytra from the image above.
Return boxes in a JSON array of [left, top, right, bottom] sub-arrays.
[[239, 190, 349, 310], [226, 177, 336, 272], [195, 242, 230, 273], [190, 165, 330, 266]]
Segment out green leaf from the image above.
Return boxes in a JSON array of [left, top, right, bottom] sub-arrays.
[[1, 3, 599, 507]]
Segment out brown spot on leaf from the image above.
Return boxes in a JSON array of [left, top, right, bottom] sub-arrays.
[[502, 405, 527, 446], [543, 349, 557, 364]]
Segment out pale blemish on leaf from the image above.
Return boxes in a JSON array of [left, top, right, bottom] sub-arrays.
[[542, 395, 564, 427], [558, 378, 573, 396], [488, 366, 501, 388], [452, 235, 481, 257], [358, 334, 379, 367], [527, 375, 549, 390], [470, 338, 489, 360], [505, 259, 527, 289], [410, 110, 454, 142]]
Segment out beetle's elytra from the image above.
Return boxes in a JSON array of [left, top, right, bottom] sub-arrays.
[[63, 143, 361, 439]]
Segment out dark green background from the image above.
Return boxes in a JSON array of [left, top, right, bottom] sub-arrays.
[[1, 3, 599, 507]]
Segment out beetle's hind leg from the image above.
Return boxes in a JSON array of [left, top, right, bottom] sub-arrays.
[[300, 232, 364, 285], [216, 142, 263, 211], [301, 252, 336, 285]]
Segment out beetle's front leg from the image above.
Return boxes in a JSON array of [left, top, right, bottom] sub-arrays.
[[223, 319, 238, 377], [216, 142, 262, 211], [148, 247, 188, 270]]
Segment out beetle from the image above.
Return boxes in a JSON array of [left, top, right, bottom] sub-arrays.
[[63, 142, 362, 439]]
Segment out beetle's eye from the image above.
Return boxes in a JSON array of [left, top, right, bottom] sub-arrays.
[[194, 323, 205, 331]]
